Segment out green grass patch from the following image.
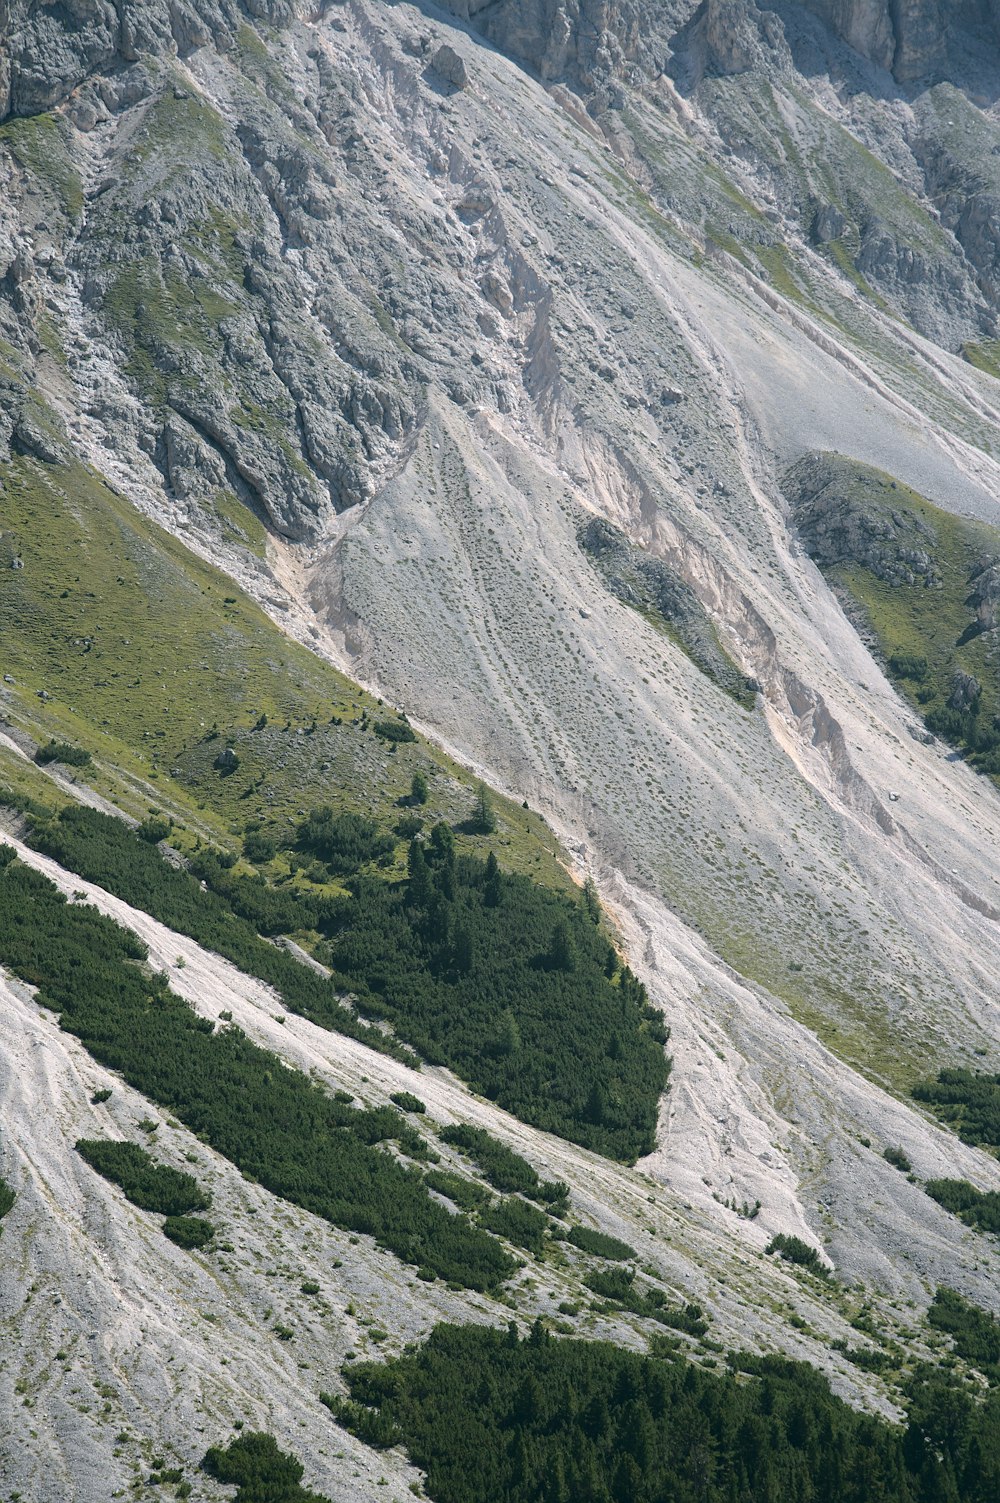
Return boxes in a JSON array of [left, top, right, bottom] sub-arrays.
[[0, 112, 83, 220], [963, 342, 1000, 381], [0, 449, 570, 890]]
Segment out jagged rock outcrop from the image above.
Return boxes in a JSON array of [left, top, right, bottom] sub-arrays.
[[786, 455, 943, 588], [0, 0, 300, 119]]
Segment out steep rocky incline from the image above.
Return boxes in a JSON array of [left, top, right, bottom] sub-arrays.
[[6, 0, 1000, 1496]]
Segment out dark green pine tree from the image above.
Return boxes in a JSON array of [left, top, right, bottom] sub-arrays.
[[484, 850, 502, 907], [549, 919, 577, 972], [407, 838, 431, 907]]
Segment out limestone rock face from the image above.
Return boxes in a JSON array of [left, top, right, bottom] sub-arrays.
[[0, 0, 297, 118]]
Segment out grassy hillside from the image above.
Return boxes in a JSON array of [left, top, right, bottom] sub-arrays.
[[785, 454, 1000, 781], [0, 450, 569, 888]]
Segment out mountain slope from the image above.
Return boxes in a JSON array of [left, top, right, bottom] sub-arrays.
[[5, 0, 1000, 1497]]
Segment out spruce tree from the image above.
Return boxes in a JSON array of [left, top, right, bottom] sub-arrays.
[[473, 779, 497, 833]]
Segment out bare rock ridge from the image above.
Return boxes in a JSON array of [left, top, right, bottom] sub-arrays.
[[430, 0, 1000, 86], [7, 1, 1000, 123]]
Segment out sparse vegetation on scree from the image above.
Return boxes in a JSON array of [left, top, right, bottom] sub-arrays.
[[327, 1319, 1000, 1503]]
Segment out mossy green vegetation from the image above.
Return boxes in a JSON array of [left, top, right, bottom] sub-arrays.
[[786, 453, 1000, 780], [963, 341, 1000, 381], [330, 1320, 1000, 1502], [202, 1432, 330, 1502], [0, 850, 514, 1290], [0, 1173, 15, 1224], [0, 112, 83, 222], [75, 1139, 210, 1215]]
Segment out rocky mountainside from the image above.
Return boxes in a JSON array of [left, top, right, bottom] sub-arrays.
[[5, 1, 1000, 1498]]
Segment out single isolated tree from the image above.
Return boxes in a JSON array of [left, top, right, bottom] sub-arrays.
[[411, 769, 429, 805], [473, 779, 497, 833]]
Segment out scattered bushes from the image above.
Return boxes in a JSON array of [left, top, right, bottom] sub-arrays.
[[883, 1145, 912, 1172], [583, 1267, 708, 1333]]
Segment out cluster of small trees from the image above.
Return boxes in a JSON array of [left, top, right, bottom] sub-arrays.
[[913, 1067, 1000, 1149], [34, 739, 91, 767], [327, 835, 669, 1159], [0, 852, 514, 1290]]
